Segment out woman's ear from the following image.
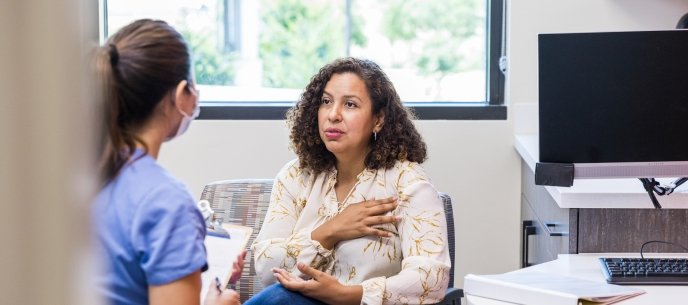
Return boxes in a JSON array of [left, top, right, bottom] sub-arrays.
[[374, 111, 385, 132], [173, 80, 196, 115]]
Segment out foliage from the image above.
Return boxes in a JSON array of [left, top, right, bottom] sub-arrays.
[[382, 0, 483, 78], [258, 0, 365, 89], [177, 6, 237, 86], [176, 0, 482, 94], [183, 29, 238, 86]]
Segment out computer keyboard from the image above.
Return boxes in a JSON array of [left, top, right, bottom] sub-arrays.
[[599, 257, 688, 285]]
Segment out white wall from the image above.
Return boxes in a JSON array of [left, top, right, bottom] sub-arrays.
[[509, 0, 688, 134], [159, 0, 688, 290]]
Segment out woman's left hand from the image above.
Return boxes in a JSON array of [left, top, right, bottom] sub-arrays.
[[272, 263, 362, 305]]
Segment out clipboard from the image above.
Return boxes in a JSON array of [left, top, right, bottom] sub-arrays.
[[200, 223, 253, 302]]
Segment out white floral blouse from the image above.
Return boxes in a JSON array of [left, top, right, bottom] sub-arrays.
[[251, 159, 451, 305]]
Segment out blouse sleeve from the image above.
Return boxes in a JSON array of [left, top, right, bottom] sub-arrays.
[[360, 163, 451, 305], [251, 160, 334, 286]]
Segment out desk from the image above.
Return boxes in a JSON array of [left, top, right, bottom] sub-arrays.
[[514, 134, 688, 209], [517, 136, 688, 263], [466, 253, 688, 305]]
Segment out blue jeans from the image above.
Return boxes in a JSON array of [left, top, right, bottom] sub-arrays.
[[243, 283, 327, 305]]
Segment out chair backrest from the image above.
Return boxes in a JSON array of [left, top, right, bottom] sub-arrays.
[[200, 179, 457, 301], [200, 179, 273, 303], [438, 192, 456, 288]]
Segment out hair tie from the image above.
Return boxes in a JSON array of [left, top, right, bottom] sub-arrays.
[[108, 43, 119, 66]]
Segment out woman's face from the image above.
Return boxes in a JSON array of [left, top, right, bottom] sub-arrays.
[[318, 72, 380, 162]]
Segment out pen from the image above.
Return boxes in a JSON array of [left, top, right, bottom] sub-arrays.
[[214, 276, 223, 292]]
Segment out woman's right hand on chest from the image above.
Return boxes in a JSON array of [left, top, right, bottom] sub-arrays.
[[311, 196, 399, 249]]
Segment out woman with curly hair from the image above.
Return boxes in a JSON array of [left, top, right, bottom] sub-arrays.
[[247, 57, 450, 305]]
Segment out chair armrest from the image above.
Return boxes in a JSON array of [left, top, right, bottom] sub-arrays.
[[432, 287, 464, 305]]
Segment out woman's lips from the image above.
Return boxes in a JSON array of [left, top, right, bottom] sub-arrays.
[[324, 128, 344, 140]]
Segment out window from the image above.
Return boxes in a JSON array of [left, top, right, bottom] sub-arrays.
[[103, 0, 505, 119]]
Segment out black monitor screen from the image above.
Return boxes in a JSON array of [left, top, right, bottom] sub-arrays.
[[539, 30, 688, 164]]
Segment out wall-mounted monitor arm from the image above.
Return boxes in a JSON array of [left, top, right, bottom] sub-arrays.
[[535, 162, 686, 209], [638, 177, 687, 209]]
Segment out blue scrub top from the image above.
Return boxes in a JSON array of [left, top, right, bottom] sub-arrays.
[[93, 150, 207, 305]]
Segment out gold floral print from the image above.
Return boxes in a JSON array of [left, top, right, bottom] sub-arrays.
[[266, 181, 299, 222], [347, 266, 357, 282], [417, 266, 448, 304], [282, 241, 301, 268], [251, 159, 450, 305]]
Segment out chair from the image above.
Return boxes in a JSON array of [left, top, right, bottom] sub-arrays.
[[201, 179, 272, 302], [436, 192, 464, 305], [200, 179, 463, 304]]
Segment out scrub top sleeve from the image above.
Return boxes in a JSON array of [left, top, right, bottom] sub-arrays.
[[131, 186, 208, 286]]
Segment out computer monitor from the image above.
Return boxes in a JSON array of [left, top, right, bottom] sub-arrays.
[[538, 30, 688, 180]]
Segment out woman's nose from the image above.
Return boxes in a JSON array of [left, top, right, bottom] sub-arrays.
[[328, 103, 342, 122]]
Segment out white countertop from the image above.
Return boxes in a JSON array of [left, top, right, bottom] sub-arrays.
[[514, 134, 688, 209], [466, 253, 688, 305]]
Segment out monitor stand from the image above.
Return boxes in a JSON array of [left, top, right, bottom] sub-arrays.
[[639, 178, 688, 209]]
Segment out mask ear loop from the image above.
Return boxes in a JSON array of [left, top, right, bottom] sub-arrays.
[[186, 82, 200, 114]]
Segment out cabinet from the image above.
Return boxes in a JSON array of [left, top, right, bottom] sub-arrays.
[[520, 160, 572, 266], [520, 160, 688, 267]]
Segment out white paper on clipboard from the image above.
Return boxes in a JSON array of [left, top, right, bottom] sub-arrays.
[[200, 223, 252, 303]]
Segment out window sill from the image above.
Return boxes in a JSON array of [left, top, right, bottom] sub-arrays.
[[198, 102, 506, 120]]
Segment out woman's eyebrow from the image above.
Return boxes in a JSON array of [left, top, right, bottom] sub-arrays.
[[322, 91, 361, 101], [342, 94, 361, 101]]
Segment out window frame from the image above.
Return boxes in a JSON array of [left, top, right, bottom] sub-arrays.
[[101, 0, 506, 120]]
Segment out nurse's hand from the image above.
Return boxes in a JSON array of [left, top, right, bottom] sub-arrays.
[[229, 250, 247, 285], [204, 250, 246, 305], [204, 281, 240, 305]]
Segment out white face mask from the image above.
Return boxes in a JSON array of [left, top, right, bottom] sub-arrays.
[[167, 96, 200, 141]]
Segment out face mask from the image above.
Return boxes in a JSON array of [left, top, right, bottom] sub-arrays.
[[167, 96, 200, 141]]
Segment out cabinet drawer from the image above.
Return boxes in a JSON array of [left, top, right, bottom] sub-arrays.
[[521, 160, 571, 266], [521, 160, 569, 231], [522, 195, 568, 265]]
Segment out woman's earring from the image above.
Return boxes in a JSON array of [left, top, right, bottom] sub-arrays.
[[374, 131, 377, 141]]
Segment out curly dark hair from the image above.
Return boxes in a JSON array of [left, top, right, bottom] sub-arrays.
[[287, 57, 427, 174]]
